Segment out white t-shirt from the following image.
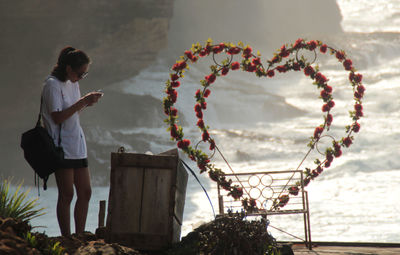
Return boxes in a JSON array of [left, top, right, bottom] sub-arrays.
[[41, 76, 87, 159]]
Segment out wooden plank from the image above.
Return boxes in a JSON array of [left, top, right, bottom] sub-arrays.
[[98, 200, 106, 227], [108, 166, 144, 233], [111, 152, 178, 169], [140, 167, 172, 235], [173, 161, 188, 224]]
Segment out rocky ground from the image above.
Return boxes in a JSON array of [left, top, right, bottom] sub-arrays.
[[0, 217, 148, 255]]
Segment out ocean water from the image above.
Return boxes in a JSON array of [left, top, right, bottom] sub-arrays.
[[26, 0, 400, 242]]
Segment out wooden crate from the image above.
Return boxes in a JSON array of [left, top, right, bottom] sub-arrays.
[[105, 149, 188, 251]]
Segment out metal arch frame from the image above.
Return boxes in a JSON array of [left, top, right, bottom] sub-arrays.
[[217, 170, 312, 250]]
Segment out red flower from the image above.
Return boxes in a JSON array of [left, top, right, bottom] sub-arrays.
[[354, 91, 363, 99], [209, 139, 216, 150], [320, 44, 328, 53], [267, 70, 275, 77], [334, 142, 341, 152], [197, 119, 205, 129], [167, 89, 178, 103], [316, 166, 323, 174], [170, 124, 179, 138], [326, 113, 333, 125], [321, 90, 330, 100], [205, 73, 216, 84], [357, 85, 365, 94], [354, 104, 363, 112], [171, 81, 180, 88], [196, 110, 203, 119], [171, 73, 179, 81], [315, 72, 327, 84], [195, 89, 201, 99], [355, 110, 363, 118], [246, 63, 257, 72], [227, 47, 241, 55], [185, 50, 194, 60], [199, 49, 209, 57], [293, 38, 304, 49], [202, 131, 210, 141], [311, 170, 319, 178], [304, 65, 315, 76], [231, 187, 243, 200], [288, 186, 299, 196], [171, 108, 178, 117], [307, 40, 318, 51], [279, 45, 290, 57], [324, 85, 333, 93], [177, 140, 184, 148], [231, 61, 240, 70], [201, 101, 207, 110], [252, 57, 261, 66], [327, 100, 335, 108], [335, 51, 345, 61], [172, 61, 187, 71], [352, 122, 361, 133], [184, 139, 190, 147], [243, 46, 252, 56], [355, 73, 363, 83], [324, 161, 331, 168], [314, 126, 324, 138], [177, 139, 190, 149], [292, 62, 301, 71], [343, 59, 353, 71], [204, 89, 211, 98], [276, 65, 287, 73], [213, 43, 225, 54], [343, 137, 353, 147], [322, 104, 330, 112], [194, 103, 202, 113], [271, 55, 280, 63], [326, 153, 334, 163], [335, 149, 343, 158], [221, 67, 229, 76]]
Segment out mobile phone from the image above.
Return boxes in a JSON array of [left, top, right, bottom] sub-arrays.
[[96, 89, 104, 97]]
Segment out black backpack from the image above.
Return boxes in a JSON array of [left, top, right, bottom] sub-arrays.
[[21, 97, 64, 190]]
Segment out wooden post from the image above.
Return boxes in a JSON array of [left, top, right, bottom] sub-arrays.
[[99, 200, 106, 228]]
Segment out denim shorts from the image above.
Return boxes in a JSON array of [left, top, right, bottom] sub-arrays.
[[59, 158, 88, 169]]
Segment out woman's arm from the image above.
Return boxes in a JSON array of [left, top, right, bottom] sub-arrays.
[[51, 92, 102, 124]]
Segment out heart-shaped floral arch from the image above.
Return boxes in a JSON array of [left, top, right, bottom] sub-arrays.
[[163, 38, 364, 211]]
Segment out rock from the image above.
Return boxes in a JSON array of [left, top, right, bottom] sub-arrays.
[[74, 240, 141, 255], [0, 218, 39, 255]]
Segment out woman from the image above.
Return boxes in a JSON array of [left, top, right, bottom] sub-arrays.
[[41, 46, 103, 236]]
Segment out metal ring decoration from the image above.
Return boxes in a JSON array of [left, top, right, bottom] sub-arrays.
[[261, 174, 274, 187], [248, 175, 261, 187], [261, 187, 274, 199], [163, 38, 365, 208]]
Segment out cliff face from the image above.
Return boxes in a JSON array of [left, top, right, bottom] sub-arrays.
[[0, 1, 174, 182]]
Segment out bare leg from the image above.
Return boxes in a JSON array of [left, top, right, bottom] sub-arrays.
[[73, 167, 92, 234], [55, 168, 74, 237]]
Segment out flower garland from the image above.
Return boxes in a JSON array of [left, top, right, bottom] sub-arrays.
[[163, 38, 364, 210]]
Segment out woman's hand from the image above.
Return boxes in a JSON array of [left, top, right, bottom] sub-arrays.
[[84, 91, 103, 106]]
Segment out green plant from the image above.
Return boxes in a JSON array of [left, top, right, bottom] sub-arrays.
[[24, 231, 38, 248], [168, 213, 281, 255], [0, 178, 45, 222], [48, 241, 65, 255]]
